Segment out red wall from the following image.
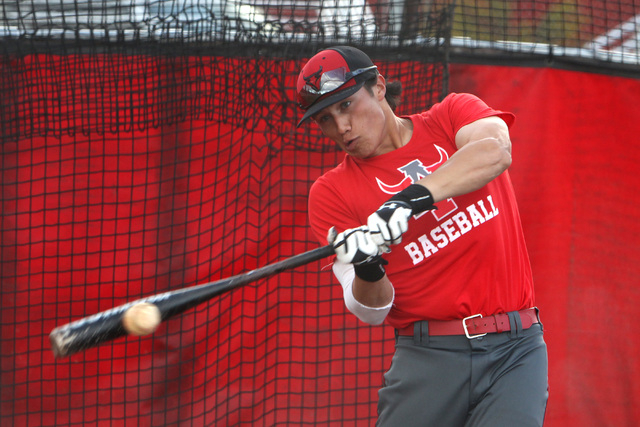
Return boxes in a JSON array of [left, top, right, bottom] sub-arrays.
[[449, 63, 640, 426]]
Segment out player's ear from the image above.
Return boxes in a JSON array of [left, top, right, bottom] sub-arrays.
[[375, 74, 386, 101]]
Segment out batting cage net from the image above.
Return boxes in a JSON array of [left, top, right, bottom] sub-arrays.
[[1, 1, 638, 426]]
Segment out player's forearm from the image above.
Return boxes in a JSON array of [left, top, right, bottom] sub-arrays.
[[346, 275, 394, 325], [418, 136, 511, 202], [352, 275, 394, 308], [332, 260, 393, 325]]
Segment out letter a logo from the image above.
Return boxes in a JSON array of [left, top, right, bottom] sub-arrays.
[[375, 145, 458, 221]]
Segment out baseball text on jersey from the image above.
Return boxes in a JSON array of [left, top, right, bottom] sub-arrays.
[[404, 195, 499, 265]]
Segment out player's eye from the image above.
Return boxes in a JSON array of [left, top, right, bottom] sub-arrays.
[[314, 112, 332, 124]]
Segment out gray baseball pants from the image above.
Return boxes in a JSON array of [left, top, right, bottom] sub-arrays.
[[377, 312, 548, 427]]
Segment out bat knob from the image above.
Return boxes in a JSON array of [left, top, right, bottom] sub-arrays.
[[327, 226, 338, 245]]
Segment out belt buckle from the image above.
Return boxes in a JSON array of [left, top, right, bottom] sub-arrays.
[[463, 314, 487, 339]]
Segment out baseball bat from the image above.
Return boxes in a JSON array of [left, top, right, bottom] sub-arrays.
[[49, 244, 334, 358]]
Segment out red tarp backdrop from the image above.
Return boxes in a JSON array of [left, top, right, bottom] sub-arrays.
[[449, 63, 640, 427]]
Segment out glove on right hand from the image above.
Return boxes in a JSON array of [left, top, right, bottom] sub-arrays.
[[367, 200, 413, 246], [328, 226, 384, 265], [368, 184, 436, 247]]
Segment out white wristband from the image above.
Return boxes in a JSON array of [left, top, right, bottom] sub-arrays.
[[332, 260, 393, 325]]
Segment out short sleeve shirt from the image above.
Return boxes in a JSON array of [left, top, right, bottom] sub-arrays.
[[308, 93, 534, 329]]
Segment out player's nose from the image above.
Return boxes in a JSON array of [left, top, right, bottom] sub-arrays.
[[335, 115, 351, 135]]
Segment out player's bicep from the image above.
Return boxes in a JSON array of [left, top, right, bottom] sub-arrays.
[[455, 116, 512, 151]]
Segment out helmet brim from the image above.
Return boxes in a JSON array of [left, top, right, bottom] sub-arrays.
[[296, 82, 365, 128]]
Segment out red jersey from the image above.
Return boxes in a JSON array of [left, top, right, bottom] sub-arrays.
[[308, 93, 535, 329]]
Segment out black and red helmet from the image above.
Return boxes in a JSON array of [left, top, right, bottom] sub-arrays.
[[296, 46, 378, 127]]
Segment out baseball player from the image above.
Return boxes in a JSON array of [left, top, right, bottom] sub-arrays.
[[296, 46, 548, 426]]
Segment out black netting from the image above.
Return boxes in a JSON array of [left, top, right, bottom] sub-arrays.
[[1, 1, 638, 426]]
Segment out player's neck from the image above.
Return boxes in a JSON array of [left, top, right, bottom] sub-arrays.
[[390, 115, 413, 149]]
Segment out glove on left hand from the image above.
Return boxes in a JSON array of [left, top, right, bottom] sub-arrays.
[[328, 226, 389, 282], [328, 226, 384, 265]]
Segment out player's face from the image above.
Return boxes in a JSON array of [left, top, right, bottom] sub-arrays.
[[311, 78, 391, 159]]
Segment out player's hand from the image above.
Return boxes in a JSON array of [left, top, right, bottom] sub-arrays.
[[367, 200, 412, 246], [368, 184, 437, 246], [327, 226, 384, 265]]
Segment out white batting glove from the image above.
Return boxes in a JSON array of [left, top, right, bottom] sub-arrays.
[[367, 201, 413, 246], [368, 184, 437, 246], [327, 226, 384, 265]]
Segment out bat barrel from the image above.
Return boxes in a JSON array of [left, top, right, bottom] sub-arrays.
[[49, 244, 334, 358], [49, 304, 132, 357]]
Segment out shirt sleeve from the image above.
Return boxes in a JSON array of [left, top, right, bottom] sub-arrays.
[[439, 92, 516, 135]]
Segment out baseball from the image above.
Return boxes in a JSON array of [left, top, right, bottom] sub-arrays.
[[122, 302, 161, 336]]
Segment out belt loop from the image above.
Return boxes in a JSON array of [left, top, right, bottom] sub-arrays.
[[534, 307, 544, 331], [413, 321, 429, 346], [508, 311, 523, 338]]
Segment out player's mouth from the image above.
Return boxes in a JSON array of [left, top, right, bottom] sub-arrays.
[[344, 138, 357, 150]]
